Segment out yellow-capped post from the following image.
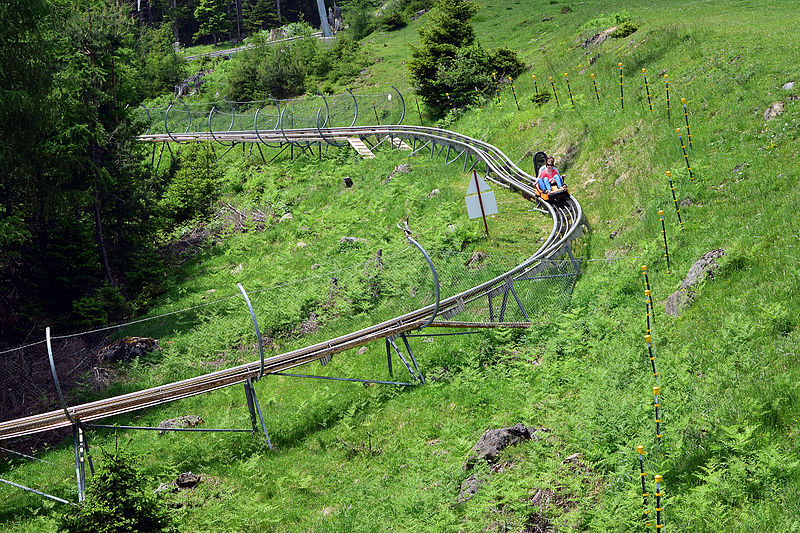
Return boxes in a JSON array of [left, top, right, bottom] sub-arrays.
[[665, 171, 683, 228], [445, 92, 454, 111], [532, 74, 541, 108], [659, 210, 671, 274], [565, 72, 575, 106], [681, 97, 692, 150], [646, 334, 658, 378], [492, 71, 500, 104], [653, 386, 663, 441], [642, 265, 655, 326], [636, 446, 652, 527], [508, 76, 520, 110], [549, 76, 560, 107], [590, 73, 600, 103], [618, 62, 624, 110], [642, 68, 653, 111], [676, 128, 695, 181], [655, 474, 665, 529], [664, 74, 671, 120]]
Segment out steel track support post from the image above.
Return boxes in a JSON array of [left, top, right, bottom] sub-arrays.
[[244, 379, 259, 433], [499, 289, 509, 321], [72, 426, 85, 503], [248, 379, 272, 449], [488, 294, 495, 322], [386, 338, 393, 376], [508, 285, 529, 321], [387, 336, 416, 380], [565, 243, 580, 274], [399, 333, 424, 384]]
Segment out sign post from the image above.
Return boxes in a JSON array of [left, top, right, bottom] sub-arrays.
[[465, 170, 498, 237]]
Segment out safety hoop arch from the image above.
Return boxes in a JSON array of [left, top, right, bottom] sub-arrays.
[[345, 89, 359, 127], [207, 99, 236, 147], [316, 93, 349, 148], [279, 106, 313, 148], [254, 96, 283, 148], [164, 98, 191, 143], [391, 86, 406, 125]]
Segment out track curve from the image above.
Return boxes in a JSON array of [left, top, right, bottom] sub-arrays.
[[0, 125, 586, 441]]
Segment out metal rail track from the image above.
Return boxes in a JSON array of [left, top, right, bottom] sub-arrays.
[[0, 125, 585, 442]]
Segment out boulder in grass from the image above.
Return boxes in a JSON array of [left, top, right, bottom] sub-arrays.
[[158, 415, 204, 435], [465, 423, 533, 469], [176, 472, 200, 489], [97, 337, 160, 364], [665, 249, 726, 316], [763, 102, 784, 121]]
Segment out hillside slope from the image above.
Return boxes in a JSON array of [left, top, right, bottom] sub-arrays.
[[3, 1, 800, 531]]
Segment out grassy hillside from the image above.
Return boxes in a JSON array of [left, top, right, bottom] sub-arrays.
[[3, 0, 800, 531]]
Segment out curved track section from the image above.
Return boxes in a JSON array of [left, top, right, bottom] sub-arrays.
[[0, 125, 586, 441]]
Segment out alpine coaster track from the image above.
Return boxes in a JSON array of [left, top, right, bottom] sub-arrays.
[[0, 123, 587, 443]]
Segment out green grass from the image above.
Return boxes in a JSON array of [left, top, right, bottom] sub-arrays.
[[4, 0, 800, 530]]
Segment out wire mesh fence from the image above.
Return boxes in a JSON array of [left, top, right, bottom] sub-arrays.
[[0, 247, 579, 432], [135, 88, 408, 138]]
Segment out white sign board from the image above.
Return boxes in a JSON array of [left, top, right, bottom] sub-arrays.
[[466, 174, 492, 195], [466, 190, 498, 219]]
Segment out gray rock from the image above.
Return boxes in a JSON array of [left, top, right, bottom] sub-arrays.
[[385, 164, 412, 183], [465, 423, 532, 469], [176, 472, 200, 489], [97, 337, 160, 364], [665, 249, 726, 316], [340, 236, 368, 244], [427, 188, 440, 198], [783, 81, 795, 90], [158, 415, 204, 435], [279, 213, 293, 222], [457, 474, 483, 503], [154, 482, 175, 494], [465, 251, 488, 269], [680, 248, 726, 290], [357, 346, 368, 355], [763, 101, 784, 121], [581, 27, 616, 48]]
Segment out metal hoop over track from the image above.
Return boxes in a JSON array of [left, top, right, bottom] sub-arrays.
[[207, 99, 236, 146], [164, 98, 191, 143]]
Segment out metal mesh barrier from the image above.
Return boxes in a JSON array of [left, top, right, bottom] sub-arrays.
[[0, 247, 580, 430], [135, 88, 407, 140]]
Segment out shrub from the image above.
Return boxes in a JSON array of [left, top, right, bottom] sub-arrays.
[[488, 47, 525, 78], [381, 8, 407, 31], [346, 0, 377, 41], [610, 21, 639, 38], [409, 0, 480, 113], [140, 24, 188, 97], [59, 444, 174, 533], [159, 143, 221, 224]]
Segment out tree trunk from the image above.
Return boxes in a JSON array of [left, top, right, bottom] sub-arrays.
[[94, 185, 115, 285], [276, 0, 281, 23], [235, 0, 243, 41]]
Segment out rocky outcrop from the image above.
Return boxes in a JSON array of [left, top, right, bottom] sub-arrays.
[[157, 415, 204, 435], [97, 337, 160, 364], [465, 423, 534, 469], [763, 102, 784, 121], [665, 249, 726, 316]]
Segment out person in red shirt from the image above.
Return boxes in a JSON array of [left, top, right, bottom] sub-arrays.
[[537, 157, 564, 191]]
